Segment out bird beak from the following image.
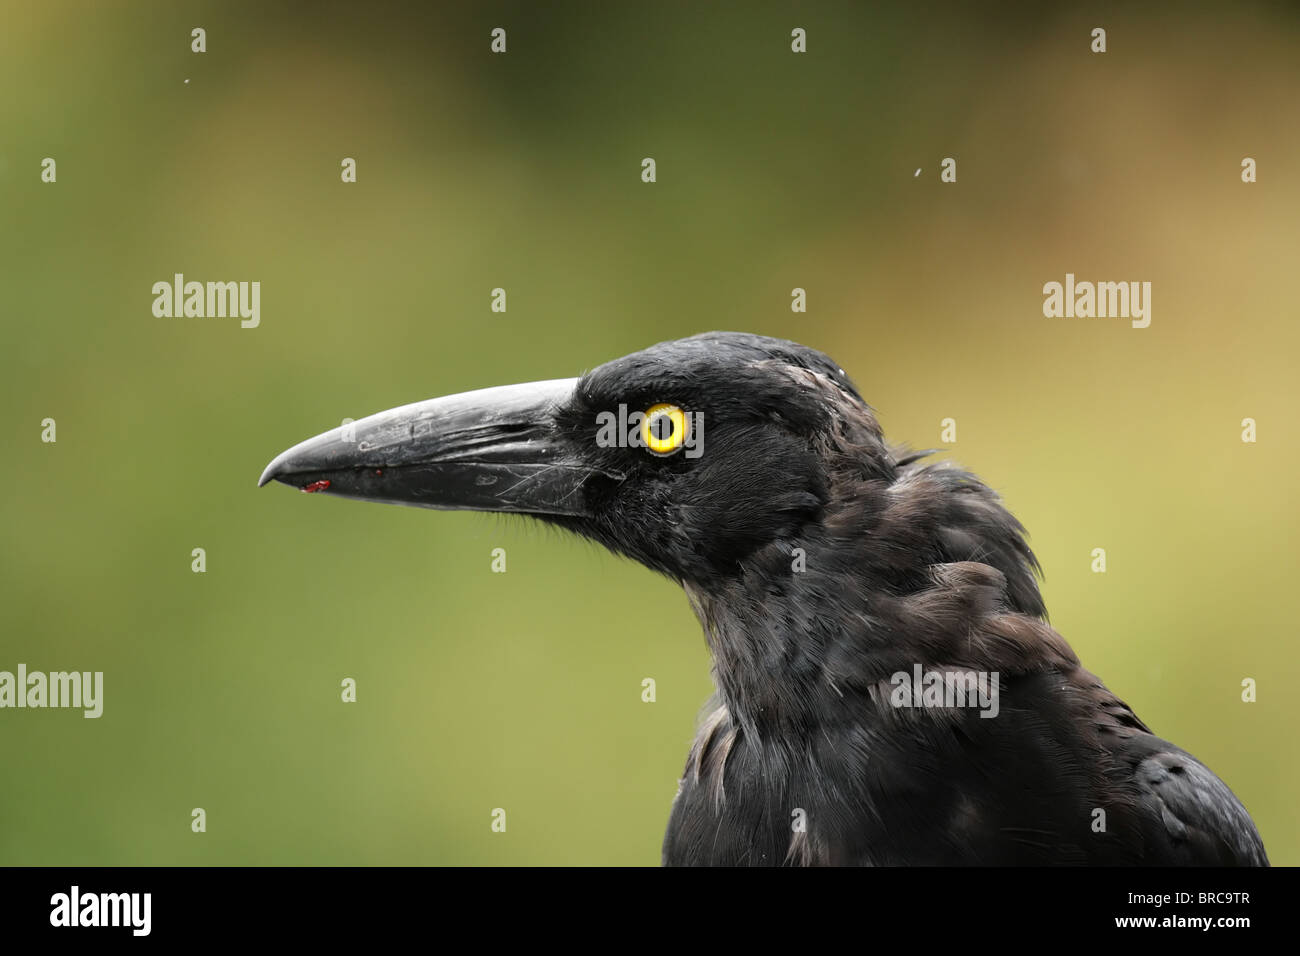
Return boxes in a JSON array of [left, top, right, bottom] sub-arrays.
[[258, 377, 607, 517]]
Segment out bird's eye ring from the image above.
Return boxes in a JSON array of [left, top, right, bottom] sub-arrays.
[[642, 403, 687, 455]]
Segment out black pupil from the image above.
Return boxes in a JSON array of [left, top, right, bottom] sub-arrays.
[[652, 414, 674, 441]]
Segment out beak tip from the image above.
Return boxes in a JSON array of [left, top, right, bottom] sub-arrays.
[[258, 457, 283, 488]]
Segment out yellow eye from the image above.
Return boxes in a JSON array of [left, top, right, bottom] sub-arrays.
[[641, 403, 687, 455]]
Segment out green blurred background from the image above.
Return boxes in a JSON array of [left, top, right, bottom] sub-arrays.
[[2, 1, 1297, 865]]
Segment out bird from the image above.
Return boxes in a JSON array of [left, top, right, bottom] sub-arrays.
[[258, 331, 1268, 866]]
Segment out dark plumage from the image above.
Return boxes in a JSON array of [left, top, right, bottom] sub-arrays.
[[260, 331, 1268, 866]]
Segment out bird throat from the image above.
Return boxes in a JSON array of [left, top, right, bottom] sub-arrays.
[[679, 458, 1045, 737]]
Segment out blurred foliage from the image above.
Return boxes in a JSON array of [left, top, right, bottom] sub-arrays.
[[1, 1, 1297, 865]]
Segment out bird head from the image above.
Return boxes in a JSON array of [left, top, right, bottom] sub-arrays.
[[258, 332, 895, 586]]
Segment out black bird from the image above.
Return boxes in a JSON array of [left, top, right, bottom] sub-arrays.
[[259, 332, 1267, 866]]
